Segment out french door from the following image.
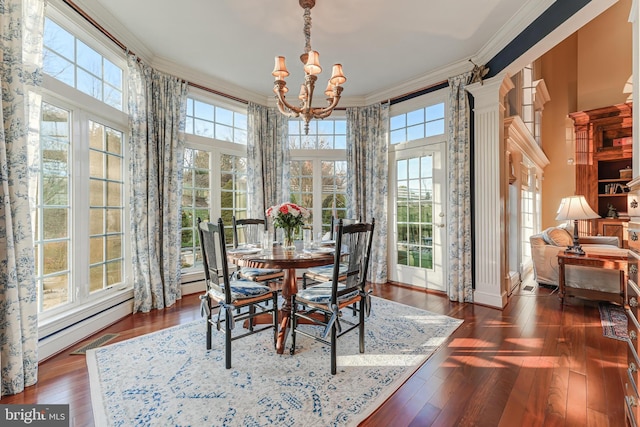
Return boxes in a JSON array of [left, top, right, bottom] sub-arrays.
[[389, 142, 446, 291]]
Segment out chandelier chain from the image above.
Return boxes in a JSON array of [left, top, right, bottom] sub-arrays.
[[303, 7, 312, 54]]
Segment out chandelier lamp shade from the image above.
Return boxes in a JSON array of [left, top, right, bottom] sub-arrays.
[[555, 195, 601, 255], [272, 0, 346, 134]]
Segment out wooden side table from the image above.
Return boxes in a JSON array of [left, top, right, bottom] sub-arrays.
[[557, 251, 628, 304]]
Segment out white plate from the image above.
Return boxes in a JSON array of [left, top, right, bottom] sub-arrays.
[[319, 240, 335, 246], [228, 248, 261, 255]]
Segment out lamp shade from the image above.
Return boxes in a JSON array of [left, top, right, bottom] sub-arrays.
[[555, 195, 600, 221], [324, 81, 334, 97], [272, 56, 289, 80], [303, 50, 322, 75], [329, 64, 346, 85]]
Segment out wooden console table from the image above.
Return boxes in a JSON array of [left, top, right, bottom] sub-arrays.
[[557, 251, 627, 304]]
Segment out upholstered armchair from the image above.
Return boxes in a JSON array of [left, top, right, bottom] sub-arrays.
[[530, 226, 627, 293]]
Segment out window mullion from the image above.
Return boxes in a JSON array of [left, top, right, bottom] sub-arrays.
[[74, 109, 90, 302]]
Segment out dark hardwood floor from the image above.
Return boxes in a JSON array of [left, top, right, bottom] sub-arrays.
[[1, 279, 627, 426]]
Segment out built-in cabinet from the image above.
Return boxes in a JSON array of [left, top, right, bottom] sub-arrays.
[[569, 103, 633, 245]]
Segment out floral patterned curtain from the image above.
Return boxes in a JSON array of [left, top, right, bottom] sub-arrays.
[[127, 56, 189, 313], [0, 0, 44, 396], [246, 102, 289, 218], [447, 72, 473, 302], [346, 103, 389, 284]]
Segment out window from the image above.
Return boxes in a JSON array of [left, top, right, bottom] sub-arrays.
[[181, 96, 249, 271], [288, 119, 346, 149], [395, 155, 434, 269], [35, 103, 72, 311], [390, 102, 445, 144], [89, 121, 124, 293], [290, 160, 314, 231], [185, 98, 247, 144], [320, 160, 348, 231], [288, 117, 348, 236], [220, 154, 248, 244], [35, 100, 127, 314], [181, 148, 211, 269], [43, 17, 123, 110]]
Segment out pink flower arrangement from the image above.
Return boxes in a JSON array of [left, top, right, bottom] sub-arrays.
[[266, 202, 310, 231]]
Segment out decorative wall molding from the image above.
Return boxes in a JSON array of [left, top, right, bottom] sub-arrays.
[[467, 75, 510, 309], [504, 115, 550, 171]]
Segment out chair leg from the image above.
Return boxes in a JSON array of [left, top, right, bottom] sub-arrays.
[[249, 305, 255, 331], [206, 304, 213, 350], [359, 298, 365, 354], [330, 322, 337, 375], [302, 273, 307, 289], [289, 296, 297, 355], [225, 311, 232, 369], [272, 293, 279, 348]]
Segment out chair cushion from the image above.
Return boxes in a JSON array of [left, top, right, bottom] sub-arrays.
[[542, 227, 573, 247], [296, 282, 359, 304], [209, 279, 272, 301], [238, 267, 284, 280], [305, 263, 348, 278]]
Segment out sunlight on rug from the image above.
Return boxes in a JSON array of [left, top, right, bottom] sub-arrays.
[[87, 296, 463, 427], [599, 302, 628, 341]]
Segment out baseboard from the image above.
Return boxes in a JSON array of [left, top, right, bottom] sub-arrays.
[[473, 288, 508, 309], [38, 298, 134, 361], [507, 271, 521, 294], [38, 280, 205, 362], [182, 279, 205, 296]]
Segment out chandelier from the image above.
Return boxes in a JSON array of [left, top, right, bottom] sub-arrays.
[[272, 0, 346, 134]]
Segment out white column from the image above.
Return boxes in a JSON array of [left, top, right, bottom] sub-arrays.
[[631, 0, 640, 174], [467, 75, 512, 309]]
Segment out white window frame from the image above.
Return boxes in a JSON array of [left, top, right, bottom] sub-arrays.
[[185, 90, 248, 144], [389, 92, 447, 145], [37, 5, 131, 341], [180, 92, 249, 283], [37, 89, 131, 322], [43, 6, 126, 111]]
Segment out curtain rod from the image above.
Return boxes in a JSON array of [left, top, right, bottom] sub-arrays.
[[61, 0, 249, 105], [388, 80, 449, 105]]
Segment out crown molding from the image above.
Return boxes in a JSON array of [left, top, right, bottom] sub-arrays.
[[151, 56, 267, 105], [474, 0, 557, 67], [365, 59, 471, 105]]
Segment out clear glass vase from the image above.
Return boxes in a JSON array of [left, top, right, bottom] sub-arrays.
[[283, 227, 295, 252]]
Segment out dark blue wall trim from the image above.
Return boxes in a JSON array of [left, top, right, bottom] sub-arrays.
[[486, 0, 592, 78]]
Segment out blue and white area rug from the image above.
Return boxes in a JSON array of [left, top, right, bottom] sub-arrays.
[[87, 296, 463, 426]]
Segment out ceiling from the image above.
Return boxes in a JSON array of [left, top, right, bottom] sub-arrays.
[[83, 0, 550, 102]]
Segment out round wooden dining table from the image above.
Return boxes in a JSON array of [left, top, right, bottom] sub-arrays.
[[229, 245, 334, 354]]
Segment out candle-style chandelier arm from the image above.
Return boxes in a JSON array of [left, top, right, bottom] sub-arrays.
[[309, 88, 343, 118], [273, 81, 302, 118]]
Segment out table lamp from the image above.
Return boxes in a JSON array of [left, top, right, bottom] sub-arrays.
[[555, 195, 600, 255]]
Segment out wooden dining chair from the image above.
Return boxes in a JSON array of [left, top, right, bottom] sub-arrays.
[[301, 216, 359, 289], [232, 216, 284, 284], [290, 218, 375, 374], [198, 217, 279, 369]]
